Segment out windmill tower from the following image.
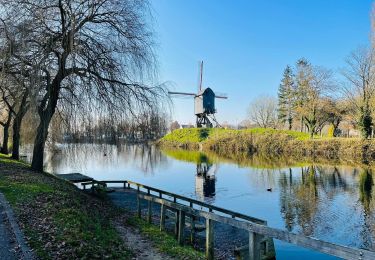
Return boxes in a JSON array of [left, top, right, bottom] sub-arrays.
[[169, 61, 228, 128]]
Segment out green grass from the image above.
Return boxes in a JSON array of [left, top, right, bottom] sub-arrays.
[[162, 149, 212, 164], [161, 128, 214, 143], [161, 127, 311, 145], [0, 153, 29, 166], [159, 128, 375, 164], [0, 155, 132, 259], [127, 217, 204, 260]]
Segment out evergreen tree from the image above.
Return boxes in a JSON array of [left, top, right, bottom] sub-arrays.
[[278, 65, 295, 130]]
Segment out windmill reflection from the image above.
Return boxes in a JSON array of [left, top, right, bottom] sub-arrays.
[[195, 157, 217, 200]]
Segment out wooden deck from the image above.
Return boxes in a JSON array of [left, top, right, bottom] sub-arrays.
[[56, 173, 93, 183], [82, 179, 375, 260]]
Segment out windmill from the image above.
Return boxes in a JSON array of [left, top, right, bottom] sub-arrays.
[[168, 61, 228, 128]]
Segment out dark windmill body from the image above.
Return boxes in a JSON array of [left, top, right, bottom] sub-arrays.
[[195, 88, 216, 127], [169, 62, 227, 128]]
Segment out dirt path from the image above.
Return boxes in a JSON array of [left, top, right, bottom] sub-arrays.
[[114, 222, 174, 260]]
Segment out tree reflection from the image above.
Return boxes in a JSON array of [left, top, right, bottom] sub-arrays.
[[279, 168, 296, 231], [279, 165, 351, 236], [43, 143, 168, 175], [359, 168, 373, 213], [358, 168, 375, 250], [280, 166, 317, 234]]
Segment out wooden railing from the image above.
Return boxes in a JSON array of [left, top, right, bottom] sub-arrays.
[[82, 180, 375, 260], [82, 180, 266, 224]]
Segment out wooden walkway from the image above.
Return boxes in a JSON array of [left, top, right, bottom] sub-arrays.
[[81, 180, 375, 260], [56, 173, 93, 183]]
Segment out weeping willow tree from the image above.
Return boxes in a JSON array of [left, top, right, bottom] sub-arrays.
[[0, 17, 34, 158], [0, 0, 168, 171]]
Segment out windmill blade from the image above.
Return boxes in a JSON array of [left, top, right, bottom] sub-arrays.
[[168, 91, 196, 96], [168, 91, 196, 99], [198, 61, 203, 92], [215, 92, 228, 99], [169, 94, 196, 99]]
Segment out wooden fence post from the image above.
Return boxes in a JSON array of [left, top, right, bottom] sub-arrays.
[[174, 210, 180, 237], [249, 232, 261, 260], [160, 204, 166, 231], [147, 200, 152, 223], [178, 210, 185, 245], [190, 216, 195, 244], [206, 218, 214, 260], [137, 192, 141, 218]]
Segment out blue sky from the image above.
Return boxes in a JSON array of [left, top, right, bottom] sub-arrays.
[[151, 0, 373, 125]]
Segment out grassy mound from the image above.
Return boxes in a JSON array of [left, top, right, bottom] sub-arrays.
[[160, 128, 310, 147], [159, 128, 375, 163]]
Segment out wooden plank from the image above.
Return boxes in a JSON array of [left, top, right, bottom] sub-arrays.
[[178, 210, 185, 245], [206, 217, 214, 260], [138, 193, 375, 260], [56, 173, 93, 183], [198, 211, 375, 260]]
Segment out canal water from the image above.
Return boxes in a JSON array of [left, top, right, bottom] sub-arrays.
[[22, 143, 375, 259]]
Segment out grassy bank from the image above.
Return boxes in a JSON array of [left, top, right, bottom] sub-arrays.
[[0, 154, 202, 259], [159, 128, 375, 164], [0, 154, 131, 259]]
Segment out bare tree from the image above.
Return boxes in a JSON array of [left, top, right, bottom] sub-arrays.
[[170, 121, 180, 131], [0, 77, 17, 154], [294, 59, 334, 138], [248, 95, 278, 128], [341, 47, 375, 138], [0, 0, 168, 170]]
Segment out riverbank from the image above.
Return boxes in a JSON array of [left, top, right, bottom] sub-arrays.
[[0, 154, 203, 259], [158, 128, 375, 164]]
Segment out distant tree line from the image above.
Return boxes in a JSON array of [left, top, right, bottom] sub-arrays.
[[0, 0, 168, 171], [61, 110, 169, 143], [248, 46, 375, 139]]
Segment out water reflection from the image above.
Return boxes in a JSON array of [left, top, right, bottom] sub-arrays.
[[20, 144, 375, 253], [359, 169, 373, 213], [195, 156, 216, 201], [163, 148, 375, 250], [22, 143, 169, 176]]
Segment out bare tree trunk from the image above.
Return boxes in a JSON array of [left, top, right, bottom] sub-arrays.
[[11, 91, 29, 160], [11, 115, 21, 159], [1, 111, 12, 154], [31, 116, 51, 171], [31, 79, 60, 171]]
